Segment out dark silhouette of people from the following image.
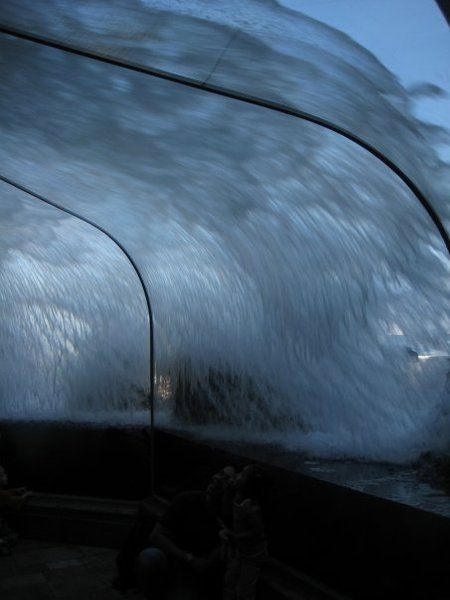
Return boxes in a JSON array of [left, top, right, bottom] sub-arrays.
[[0, 464, 32, 555], [134, 466, 236, 600], [220, 465, 268, 600]]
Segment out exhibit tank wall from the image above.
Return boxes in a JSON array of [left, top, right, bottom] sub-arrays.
[[0, 1, 449, 464]]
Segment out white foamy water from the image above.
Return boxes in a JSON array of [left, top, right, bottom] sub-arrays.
[[0, 0, 449, 464]]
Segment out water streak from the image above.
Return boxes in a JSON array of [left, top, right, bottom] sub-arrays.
[[0, 0, 449, 463]]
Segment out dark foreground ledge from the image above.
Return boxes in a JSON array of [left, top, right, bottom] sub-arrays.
[[1, 420, 449, 599]]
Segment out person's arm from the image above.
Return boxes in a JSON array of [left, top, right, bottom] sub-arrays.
[[10, 487, 31, 497], [0, 488, 30, 510], [229, 500, 264, 540], [228, 528, 255, 540], [149, 522, 195, 566], [150, 522, 220, 572], [193, 546, 221, 571]]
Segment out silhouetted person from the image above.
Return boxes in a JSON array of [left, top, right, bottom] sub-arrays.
[[0, 465, 32, 555], [135, 466, 236, 600], [220, 465, 268, 600]]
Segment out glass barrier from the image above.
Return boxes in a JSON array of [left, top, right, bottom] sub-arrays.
[[1, 0, 448, 234], [0, 5, 449, 514], [0, 182, 149, 421]]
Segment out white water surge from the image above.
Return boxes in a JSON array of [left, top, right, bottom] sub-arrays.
[[0, 0, 449, 463]]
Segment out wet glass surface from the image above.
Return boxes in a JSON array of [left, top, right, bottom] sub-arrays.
[[0, 1, 449, 517]]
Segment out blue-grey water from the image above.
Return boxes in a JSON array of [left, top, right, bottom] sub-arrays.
[[0, 0, 449, 514]]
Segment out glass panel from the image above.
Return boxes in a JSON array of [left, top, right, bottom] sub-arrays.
[[0, 183, 149, 421], [1, 0, 448, 234], [1, 32, 448, 478]]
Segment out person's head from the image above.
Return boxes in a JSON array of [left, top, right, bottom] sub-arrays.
[[235, 464, 266, 503], [206, 465, 236, 510]]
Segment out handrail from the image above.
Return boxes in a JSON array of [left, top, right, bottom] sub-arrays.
[[0, 174, 155, 497], [0, 23, 449, 255]]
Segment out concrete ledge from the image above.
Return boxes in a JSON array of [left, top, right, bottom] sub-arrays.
[[12, 492, 140, 548]]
